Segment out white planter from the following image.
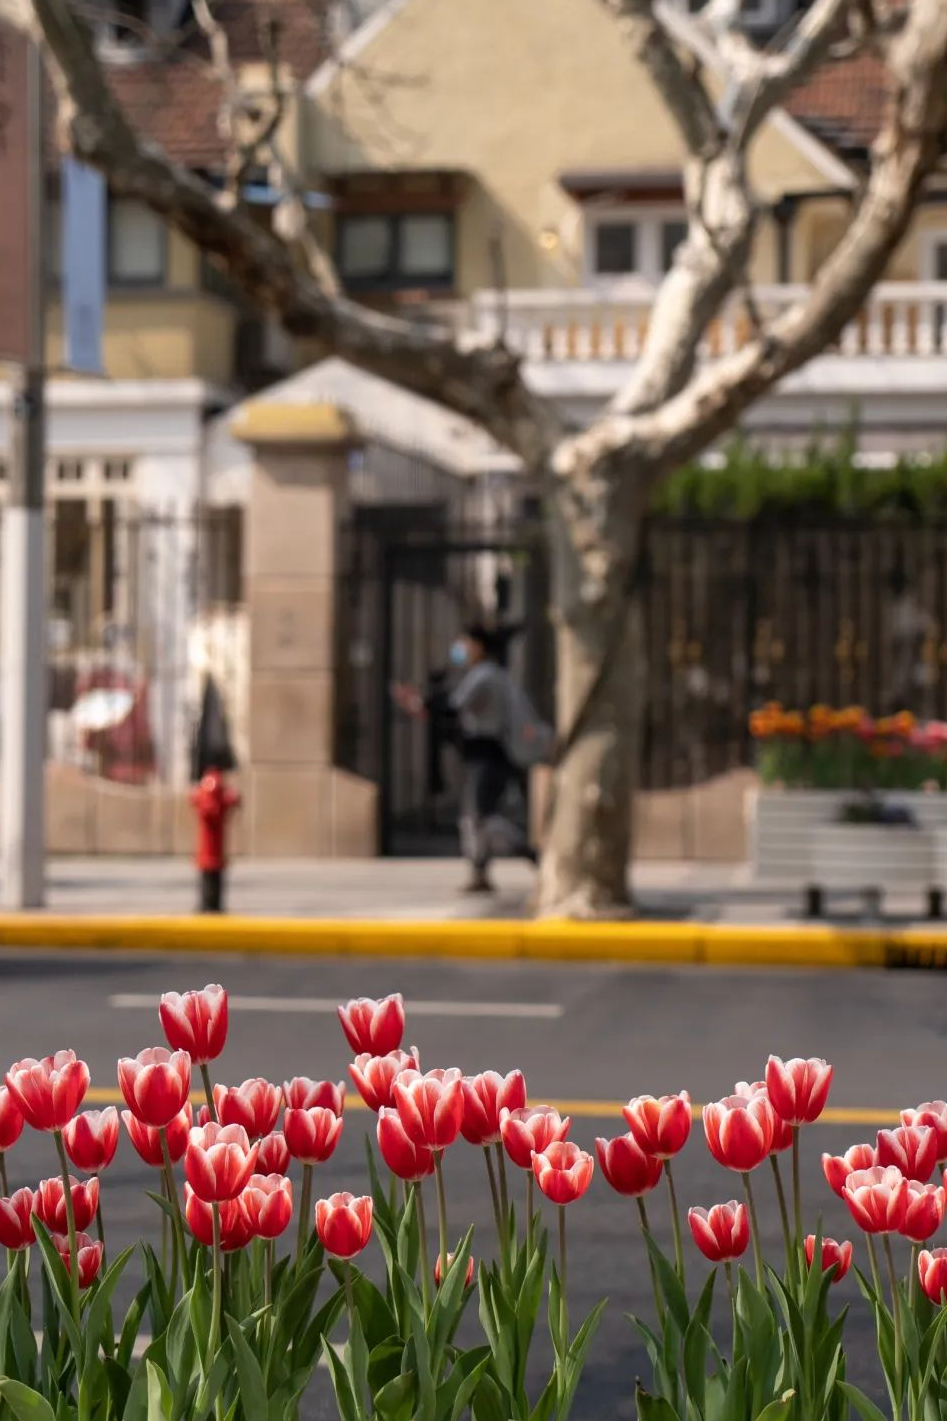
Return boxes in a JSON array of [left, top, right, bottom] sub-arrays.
[[810, 825, 934, 891]]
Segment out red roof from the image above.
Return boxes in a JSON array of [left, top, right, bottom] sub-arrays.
[[786, 52, 890, 157]]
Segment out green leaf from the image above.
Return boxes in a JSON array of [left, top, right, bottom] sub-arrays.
[[84, 1246, 135, 1374], [373, 1373, 415, 1421], [144, 1191, 179, 1226], [427, 1226, 476, 1372], [444, 1348, 491, 1421], [225, 1315, 269, 1421], [30, 1218, 82, 1362], [755, 1397, 795, 1421], [410, 1300, 435, 1421], [529, 1372, 558, 1421], [472, 1373, 507, 1421], [558, 1298, 607, 1421], [118, 1283, 152, 1372], [104, 1357, 132, 1419], [837, 1382, 890, 1421], [145, 1361, 172, 1421], [683, 1270, 716, 1418], [641, 1231, 689, 1336], [189, 1259, 212, 1360], [633, 1384, 681, 1421], [0, 1381, 59, 1421], [721, 1355, 748, 1421], [321, 1339, 360, 1421]]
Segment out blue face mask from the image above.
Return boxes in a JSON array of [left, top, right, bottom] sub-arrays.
[[449, 640, 469, 667]]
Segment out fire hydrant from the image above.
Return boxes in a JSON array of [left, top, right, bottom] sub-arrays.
[[190, 767, 240, 913]]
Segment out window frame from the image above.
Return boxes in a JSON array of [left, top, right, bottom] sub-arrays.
[[335, 210, 455, 294], [583, 203, 688, 285], [107, 196, 167, 289], [918, 228, 947, 282]]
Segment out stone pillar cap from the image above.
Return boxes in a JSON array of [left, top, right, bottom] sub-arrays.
[[231, 401, 357, 447]]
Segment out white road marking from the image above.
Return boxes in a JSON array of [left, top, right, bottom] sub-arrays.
[[109, 993, 563, 1020]]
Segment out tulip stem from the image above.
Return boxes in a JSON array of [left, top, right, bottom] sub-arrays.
[[296, 1163, 313, 1267], [909, 1243, 919, 1313], [866, 1234, 885, 1303], [664, 1159, 685, 1284], [883, 1231, 904, 1407], [433, 1151, 449, 1282], [414, 1181, 432, 1315], [526, 1170, 535, 1261], [209, 1204, 223, 1417], [200, 1064, 218, 1123], [494, 1144, 510, 1235], [344, 1260, 356, 1330], [769, 1154, 795, 1286], [16, 1247, 29, 1318], [724, 1259, 735, 1305], [483, 1147, 506, 1274], [160, 1172, 169, 1275], [741, 1171, 765, 1289], [791, 1127, 803, 1261], [264, 1238, 274, 1311], [636, 1197, 665, 1325], [557, 1205, 569, 1358], [0, 1151, 9, 1195], [94, 1196, 108, 1272], [53, 1130, 80, 1327], [159, 1129, 187, 1295]]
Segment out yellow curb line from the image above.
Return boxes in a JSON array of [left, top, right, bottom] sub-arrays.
[[83, 1085, 900, 1127], [2, 913, 947, 969]]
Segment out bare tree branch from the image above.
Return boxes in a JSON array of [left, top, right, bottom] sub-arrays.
[[603, 0, 720, 157]]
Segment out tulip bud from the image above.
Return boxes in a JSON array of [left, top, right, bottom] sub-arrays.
[[393, 1069, 464, 1152], [842, 1166, 909, 1234], [531, 1141, 594, 1205], [0, 1189, 35, 1250], [688, 1202, 749, 1263], [902, 1102, 947, 1165], [350, 1051, 418, 1112], [122, 1104, 192, 1168], [0, 1086, 24, 1152], [214, 1079, 282, 1139], [159, 984, 228, 1064], [734, 1081, 792, 1153], [33, 1174, 99, 1233], [63, 1108, 120, 1174], [256, 1131, 290, 1176], [184, 1123, 259, 1203], [804, 1235, 853, 1283], [6, 1051, 90, 1132], [919, 1247, 947, 1304], [461, 1071, 527, 1146], [53, 1231, 103, 1289], [822, 1143, 876, 1197], [434, 1252, 475, 1287], [284, 1107, 344, 1165], [118, 1048, 192, 1129], [499, 1105, 570, 1170], [282, 1078, 346, 1115], [900, 1181, 947, 1243], [702, 1095, 775, 1173], [315, 1192, 373, 1259], [623, 1092, 691, 1160], [377, 1108, 435, 1181], [242, 1173, 294, 1239], [185, 1185, 239, 1246], [595, 1134, 663, 1197], [337, 995, 405, 1056], [764, 1056, 833, 1127], [877, 1125, 938, 1183]]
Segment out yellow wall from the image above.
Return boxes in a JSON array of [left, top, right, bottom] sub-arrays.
[[311, 0, 844, 292], [47, 291, 238, 384]]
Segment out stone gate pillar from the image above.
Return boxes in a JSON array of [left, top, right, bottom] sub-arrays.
[[232, 400, 376, 856]]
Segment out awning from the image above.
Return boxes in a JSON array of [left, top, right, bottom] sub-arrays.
[[558, 167, 684, 203]]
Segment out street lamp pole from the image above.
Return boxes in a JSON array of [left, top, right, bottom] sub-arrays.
[[1, 38, 47, 908]]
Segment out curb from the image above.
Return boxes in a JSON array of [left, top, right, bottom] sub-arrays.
[[0, 912, 946, 968]]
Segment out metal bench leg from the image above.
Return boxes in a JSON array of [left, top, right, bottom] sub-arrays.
[[864, 886, 882, 921], [805, 885, 823, 919], [928, 888, 944, 921]]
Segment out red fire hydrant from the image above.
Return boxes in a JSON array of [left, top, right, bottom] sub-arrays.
[[190, 767, 240, 913]]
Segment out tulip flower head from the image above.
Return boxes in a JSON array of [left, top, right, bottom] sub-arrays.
[[122, 1104, 192, 1168], [805, 1235, 853, 1283], [900, 1180, 947, 1243], [6, 1051, 90, 1132], [214, 1079, 282, 1139], [688, 1202, 749, 1263], [703, 1094, 776, 1173], [842, 1166, 910, 1234], [63, 1108, 119, 1174], [0, 1086, 24, 1152], [902, 1102, 947, 1164], [349, 1050, 418, 1113], [734, 1080, 792, 1152], [337, 994, 405, 1056], [282, 1077, 346, 1115], [33, 1174, 99, 1233], [919, 1248, 947, 1305], [0, 1189, 35, 1250], [595, 1134, 664, 1197], [159, 984, 228, 1064], [435, 1252, 475, 1287], [877, 1125, 939, 1183], [532, 1141, 594, 1205], [256, 1131, 290, 1176], [623, 1092, 691, 1160], [184, 1122, 259, 1202], [500, 1105, 571, 1170], [242, 1173, 294, 1239], [284, 1106, 344, 1165], [184, 1185, 240, 1247], [315, 1191, 373, 1259], [53, 1231, 103, 1289], [393, 1068, 465, 1152], [221, 1196, 255, 1253], [461, 1070, 527, 1146], [764, 1056, 833, 1126], [377, 1107, 435, 1181], [118, 1048, 191, 1129], [822, 1142, 877, 1197]]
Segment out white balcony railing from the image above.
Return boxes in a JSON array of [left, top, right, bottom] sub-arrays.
[[469, 281, 947, 363]]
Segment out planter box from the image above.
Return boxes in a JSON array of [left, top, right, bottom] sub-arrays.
[[810, 825, 934, 891], [749, 788, 947, 880]]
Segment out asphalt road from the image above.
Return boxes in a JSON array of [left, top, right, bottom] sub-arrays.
[[1, 948, 945, 1419]]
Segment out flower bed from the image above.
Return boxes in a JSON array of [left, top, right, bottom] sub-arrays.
[[750, 703, 947, 792], [0, 987, 945, 1420]]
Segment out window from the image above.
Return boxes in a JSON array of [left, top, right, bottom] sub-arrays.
[[587, 210, 688, 281], [108, 199, 165, 286], [661, 220, 688, 272], [933, 242, 947, 282], [595, 222, 637, 275], [336, 212, 454, 291]]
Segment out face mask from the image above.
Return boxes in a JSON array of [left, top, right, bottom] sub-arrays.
[[449, 640, 469, 667]]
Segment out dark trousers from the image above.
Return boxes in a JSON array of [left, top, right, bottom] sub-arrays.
[[199, 868, 224, 913]]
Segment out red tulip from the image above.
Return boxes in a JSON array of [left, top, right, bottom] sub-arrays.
[[902, 1102, 947, 1164], [822, 1143, 877, 1197], [6, 1051, 90, 1132], [214, 1079, 281, 1139], [284, 1107, 344, 1164], [703, 1095, 776, 1172], [461, 1071, 527, 1146], [33, 1174, 99, 1233], [53, 1231, 103, 1289], [688, 1202, 749, 1263], [734, 1080, 792, 1152], [532, 1141, 594, 1205], [805, 1235, 853, 1283], [500, 1105, 571, 1170], [393, 1068, 464, 1152], [877, 1125, 939, 1183], [118, 1048, 191, 1129], [919, 1248, 947, 1304], [377, 1107, 435, 1181], [256, 1131, 290, 1176], [900, 1180, 947, 1242], [595, 1134, 663, 1197], [0, 1189, 35, 1250], [0, 1086, 24, 1152], [434, 1252, 474, 1287], [623, 1092, 691, 1160], [122, 1104, 192, 1168], [184, 1123, 259, 1202], [159, 984, 228, 1065], [184, 1184, 239, 1246], [242, 1173, 293, 1239], [221, 1195, 255, 1253], [282, 1078, 346, 1115], [315, 1191, 373, 1258], [63, 1108, 119, 1174], [842, 1165, 910, 1234], [764, 1056, 833, 1126], [338, 995, 405, 1056], [350, 1051, 418, 1112]]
